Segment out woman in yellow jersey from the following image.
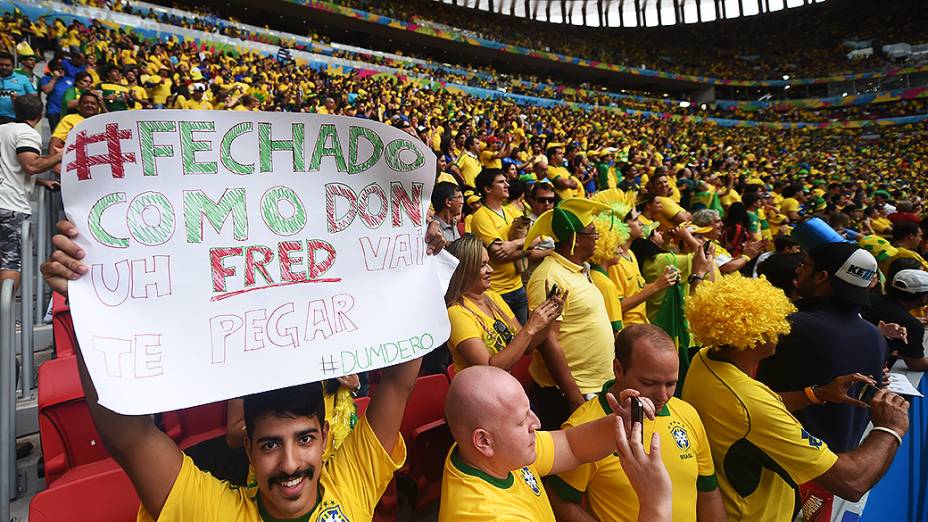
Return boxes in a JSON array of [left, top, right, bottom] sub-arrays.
[[444, 237, 562, 373]]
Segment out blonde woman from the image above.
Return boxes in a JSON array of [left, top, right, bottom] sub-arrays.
[[445, 237, 562, 372]]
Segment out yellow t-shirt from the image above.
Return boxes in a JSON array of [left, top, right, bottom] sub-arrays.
[[551, 385, 717, 522], [453, 152, 482, 187], [682, 348, 839, 522], [138, 414, 405, 522], [719, 189, 742, 208], [590, 267, 623, 332], [150, 77, 173, 105], [479, 150, 502, 169], [447, 292, 519, 372], [179, 99, 214, 110], [438, 431, 556, 522], [871, 217, 893, 236], [470, 205, 524, 294], [51, 113, 85, 143], [548, 165, 585, 200], [656, 196, 684, 231], [526, 253, 615, 394], [609, 251, 649, 326]]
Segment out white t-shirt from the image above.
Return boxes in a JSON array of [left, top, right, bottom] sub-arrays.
[[0, 122, 41, 214]]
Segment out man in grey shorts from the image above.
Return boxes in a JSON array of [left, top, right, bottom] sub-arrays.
[[0, 94, 61, 289]]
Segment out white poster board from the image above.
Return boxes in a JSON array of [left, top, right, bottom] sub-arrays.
[[61, 111, 449, 415]]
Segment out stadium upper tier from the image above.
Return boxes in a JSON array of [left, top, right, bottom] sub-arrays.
[[281, 0, 928, 82], [57, 0, 922, 127]]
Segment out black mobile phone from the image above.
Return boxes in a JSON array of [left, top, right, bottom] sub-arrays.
[[703, 241, 711, 255], [857, 383, 879, 405], [631, 397, 644, 444], [546, 283, 560, 300]]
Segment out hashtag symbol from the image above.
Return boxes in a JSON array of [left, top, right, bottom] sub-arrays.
[[66, 123, 136, 180], [320, 355, 338, 375]]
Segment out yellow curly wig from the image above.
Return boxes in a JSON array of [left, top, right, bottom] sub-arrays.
[[684, 275, 796, 350], [591, 213, 630, 266]]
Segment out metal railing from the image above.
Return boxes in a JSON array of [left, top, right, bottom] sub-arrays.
[[1, 278, 16, 520], [20, 218, 34, 397]]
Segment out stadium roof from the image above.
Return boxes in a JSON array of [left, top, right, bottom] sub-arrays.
[[434, 0, 828, 27]]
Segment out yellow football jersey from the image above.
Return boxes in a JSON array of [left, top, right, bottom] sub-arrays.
[[137, 414, 405, 522], [438, 431, 556, 521]]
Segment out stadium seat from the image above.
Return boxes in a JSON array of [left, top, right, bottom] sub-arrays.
[[160, 401, 228, 450], [399, 374, 453, 508], [37, 356, 116, 486], [51, 292, 76, 359], [511, 355, 534, 392], [29, 465, 139, 521], [354, 395, 371, 418]]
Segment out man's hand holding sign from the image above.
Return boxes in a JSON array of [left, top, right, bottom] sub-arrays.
[[43, 111, 447, 521]]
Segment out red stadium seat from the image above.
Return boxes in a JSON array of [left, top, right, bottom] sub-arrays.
[[51, 292, 76, 358], [400, 374, 453, 508], [37, 356, 116, 485], [511, 355, 534, 392], [29, 465, 139, 521], [160, 401, 228, 450], [354, 396, 371, 418]]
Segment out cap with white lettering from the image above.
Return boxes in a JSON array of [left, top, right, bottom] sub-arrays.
[[809, 242, 878, 305]]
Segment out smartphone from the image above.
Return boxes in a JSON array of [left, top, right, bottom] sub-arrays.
[[857, 383, 879, 405], [703, 241, 711, 255], [546, 283, 560, 300], [631, 397, 644, 444]]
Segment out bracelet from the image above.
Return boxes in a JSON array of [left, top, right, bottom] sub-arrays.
[[870, 426, 903, 446], [740, 254, 751, 262], [688, 273, 704, 284], [804, 386, 824, 405]]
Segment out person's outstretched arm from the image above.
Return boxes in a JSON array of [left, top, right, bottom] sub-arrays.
[[42, 222, 183, 519]]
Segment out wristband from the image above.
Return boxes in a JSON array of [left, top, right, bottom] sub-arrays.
[[870, 426, 903, 446], [688, 274, 704, 284], [804, 386, 824, 405], [740, 254, 751, 262]]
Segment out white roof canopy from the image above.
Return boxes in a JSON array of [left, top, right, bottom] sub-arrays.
[[433, 0, 828, 27]]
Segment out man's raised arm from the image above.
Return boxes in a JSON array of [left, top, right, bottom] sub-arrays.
[[42, 220, 183, 519]]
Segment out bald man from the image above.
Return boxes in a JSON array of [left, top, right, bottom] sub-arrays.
[[439, 366, 671, 521], [548, 324, 726, 521]]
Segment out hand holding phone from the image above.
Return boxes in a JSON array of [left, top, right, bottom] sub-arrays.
[[631, 397, 644, 444], [546, 282, 560, 301]]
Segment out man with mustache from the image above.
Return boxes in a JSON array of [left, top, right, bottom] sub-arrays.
[[42, 220, 447, 521]]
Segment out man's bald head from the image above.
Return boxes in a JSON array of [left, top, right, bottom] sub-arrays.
[[446, 366, 527, 444], [445, 366, 540, 471]]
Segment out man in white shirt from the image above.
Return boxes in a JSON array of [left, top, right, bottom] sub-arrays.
[[0, 94, 61, 289]]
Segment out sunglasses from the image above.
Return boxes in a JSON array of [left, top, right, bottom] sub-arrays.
[[536, 197, 556, 204], [493, 319, 513, 345]]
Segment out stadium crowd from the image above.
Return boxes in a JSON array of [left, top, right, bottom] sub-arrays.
[[0, 2, 925, 522]]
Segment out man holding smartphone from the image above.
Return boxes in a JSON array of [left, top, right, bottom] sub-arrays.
[[547, 325, 726, 522], [684, 275, 909, 522]]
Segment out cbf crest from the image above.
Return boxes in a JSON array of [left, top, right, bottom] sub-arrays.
[[669, 421, 690, 451], [317, 502, 350, 522], [520, 467, 541, 496]]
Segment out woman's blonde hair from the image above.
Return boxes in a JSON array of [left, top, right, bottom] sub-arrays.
[[444, 236, 487, 306]]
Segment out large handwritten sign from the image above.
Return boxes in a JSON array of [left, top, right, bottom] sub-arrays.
[[62, 111, 449, 415]]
